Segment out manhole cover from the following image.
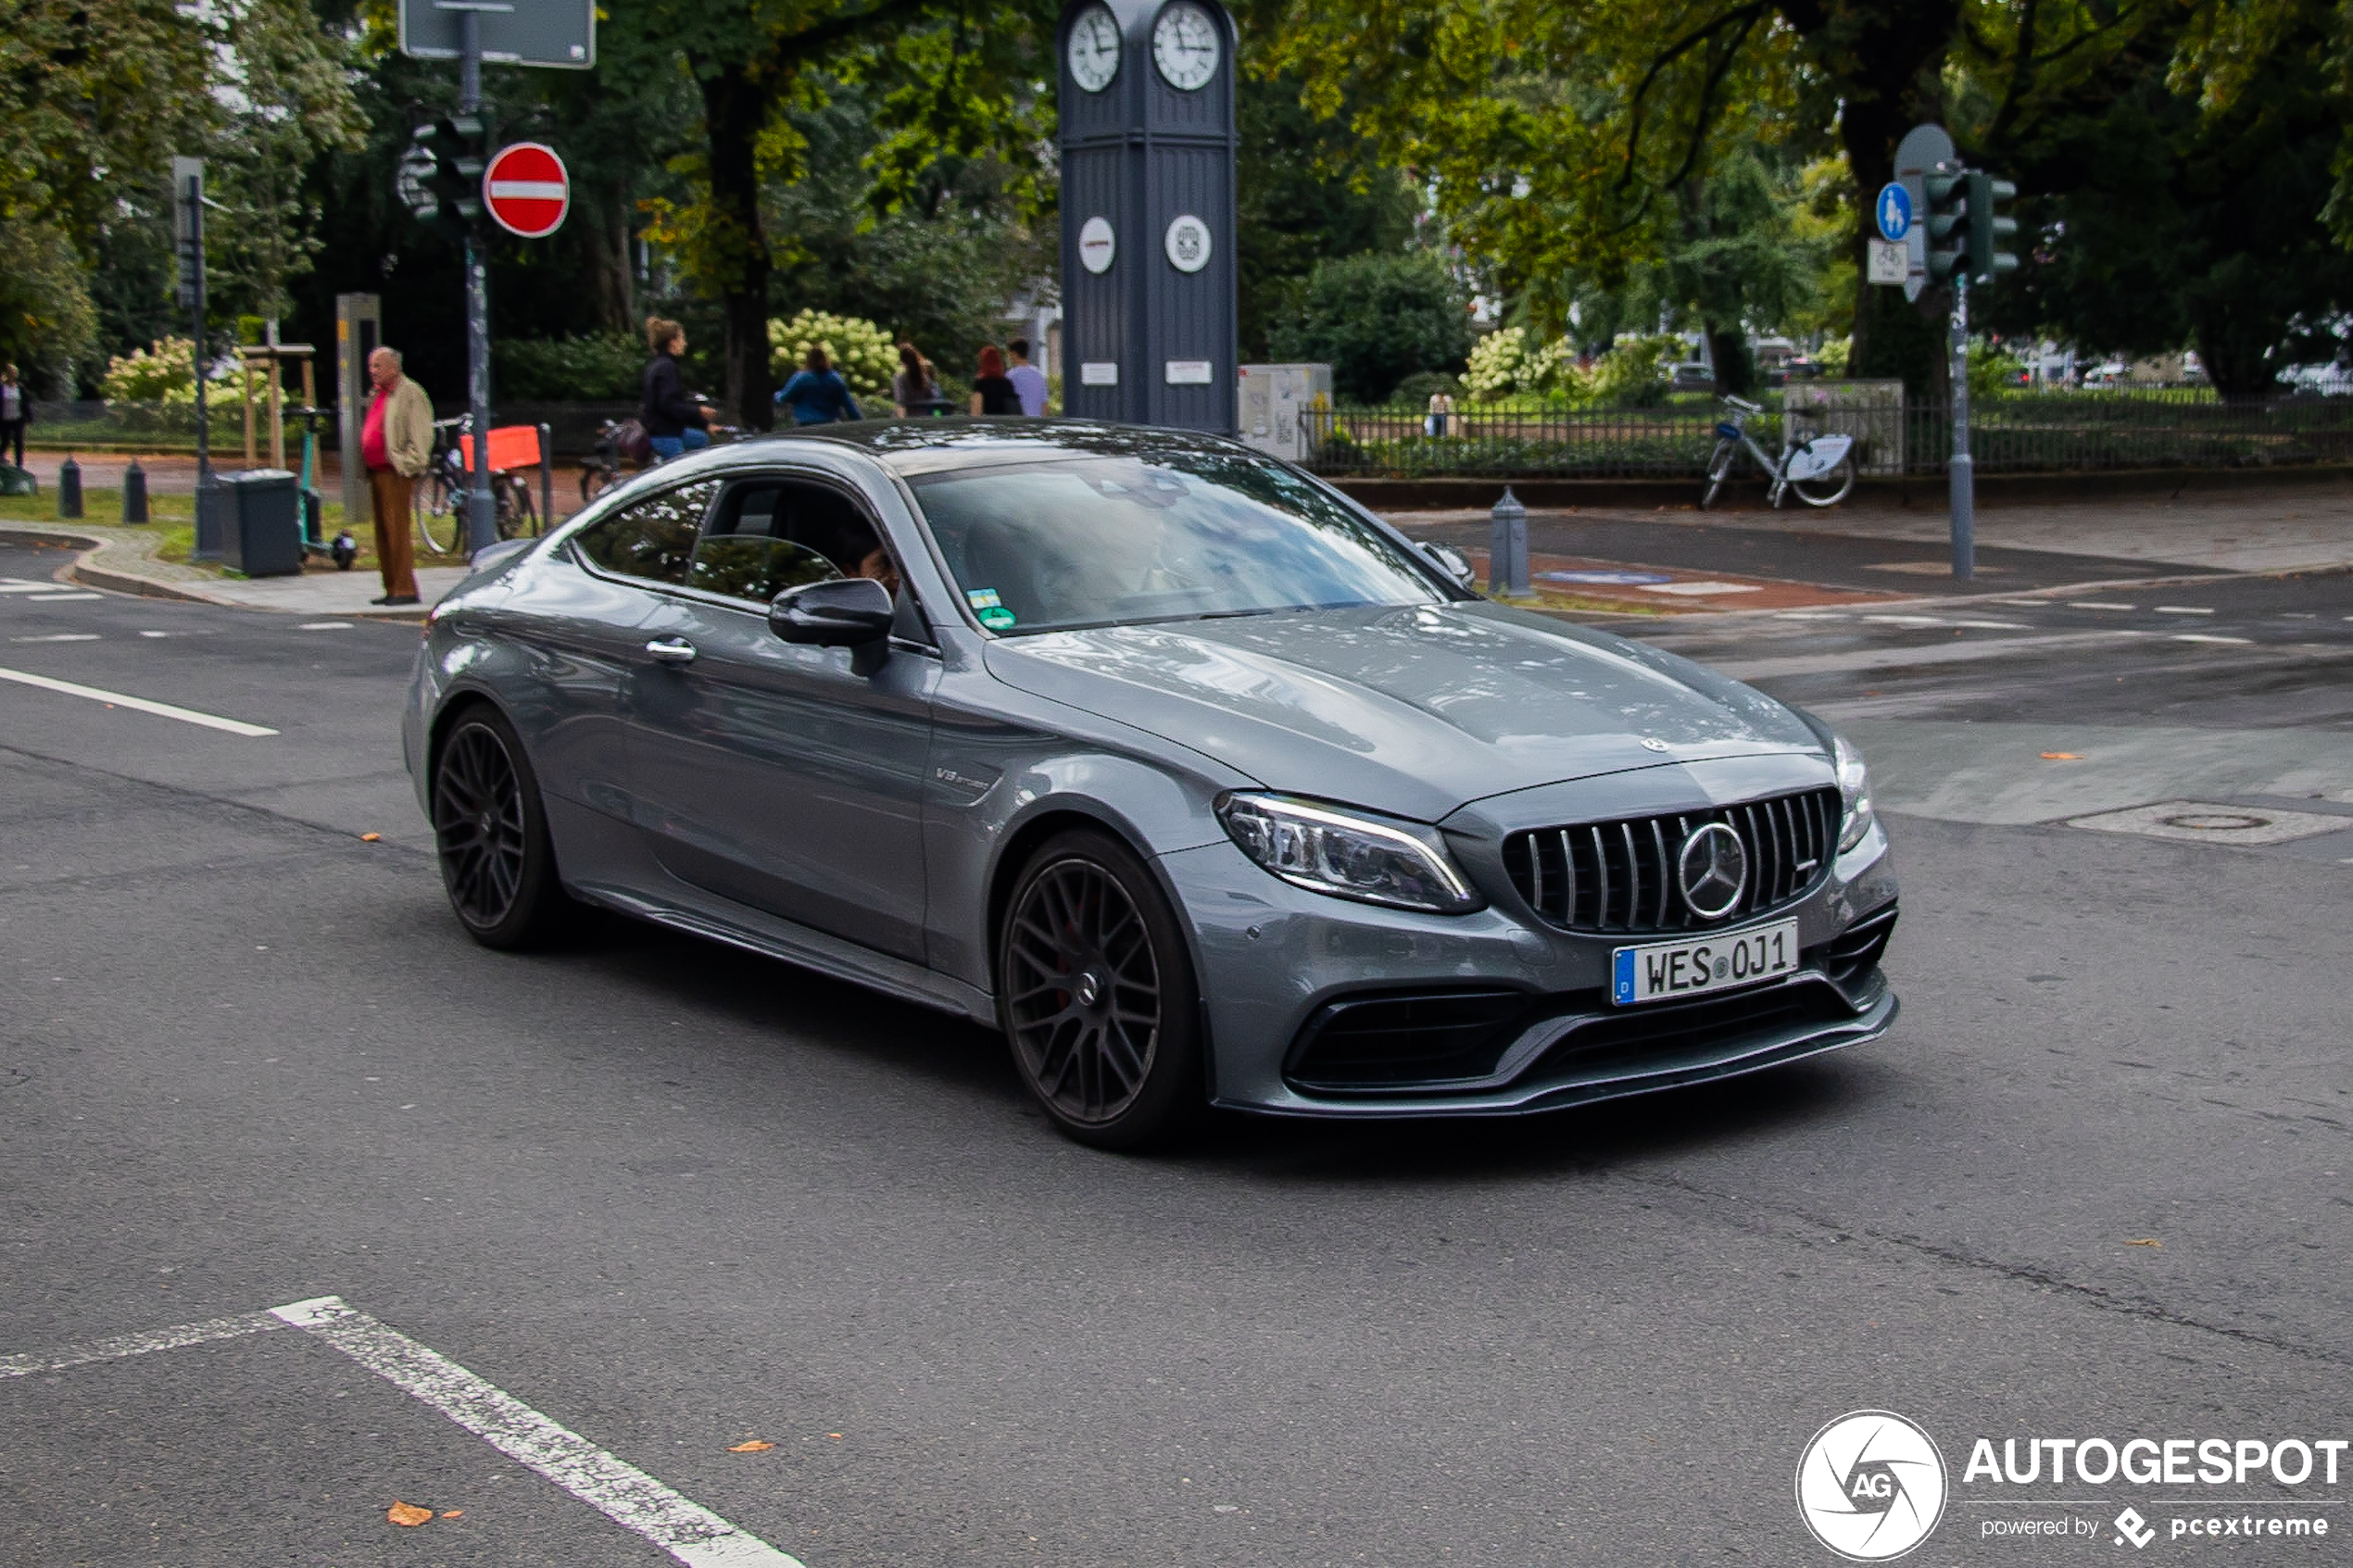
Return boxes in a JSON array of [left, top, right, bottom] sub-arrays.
[[2066, 800, 2353, 846]]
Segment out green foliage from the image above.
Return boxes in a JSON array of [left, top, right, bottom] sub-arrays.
[[1267, 251, 1473, 404], [1969, 345, 2029, 403], [767, 309, 896, 397], [494, 335, 648, 401], [0, 220, 97, 392]]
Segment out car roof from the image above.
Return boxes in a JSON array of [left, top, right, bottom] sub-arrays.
[[724, 417, 1264, 478]]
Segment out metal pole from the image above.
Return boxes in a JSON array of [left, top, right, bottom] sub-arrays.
[[537, 422, 552, 527], [1948, 272, 1973, 580], [460, 10, 497, 554], [189, 170, 220, 561]]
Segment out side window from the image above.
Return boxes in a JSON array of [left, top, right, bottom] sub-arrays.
[[573, 480, 721, 587], [690, 478, 902, 606]]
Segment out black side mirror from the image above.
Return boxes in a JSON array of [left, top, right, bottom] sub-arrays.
[[770, 577, 895, 674]]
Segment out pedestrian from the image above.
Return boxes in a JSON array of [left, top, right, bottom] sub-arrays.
[[969, 345, 1021, 416], [893, 342, 938, 417], [641, 318, 715, 460], [774, 345, 863, 426], [1425, 387, 1454, 438], [360, 346, 432, 607], [1005, 338, 1049, 417], [0, 364, 29, 470]]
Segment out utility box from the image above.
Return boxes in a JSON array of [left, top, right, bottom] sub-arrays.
[[335, 294, 383, 529], [1236, 363, 1330, 462], [219, 469, 304, 577]]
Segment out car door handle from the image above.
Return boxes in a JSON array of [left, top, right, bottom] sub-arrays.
[[645, 636, 698, 665]]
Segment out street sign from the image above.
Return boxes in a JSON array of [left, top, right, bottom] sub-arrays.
[[1867, 240, 1908, 285], [399, 0, 594, 68], [483, 143, 569, 238], [1874, 182, 1912, 243], [1893, 124, 1956, 303]]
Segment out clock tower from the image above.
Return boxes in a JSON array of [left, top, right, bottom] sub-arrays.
[[1057, 0, 1239, 433]]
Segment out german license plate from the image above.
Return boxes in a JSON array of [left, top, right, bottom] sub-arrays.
[[1611, 919, 1799, 1006]]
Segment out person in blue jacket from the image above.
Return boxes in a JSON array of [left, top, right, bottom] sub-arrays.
[[774, 345, 864, 426]]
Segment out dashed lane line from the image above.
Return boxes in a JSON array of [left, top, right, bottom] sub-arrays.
[[2154, 606, 2216, 615], [1716, 629, 2147, 680], [10, 633, 100, 643], [0, 665, 279, 736], [3, 1296, 803, 1568]]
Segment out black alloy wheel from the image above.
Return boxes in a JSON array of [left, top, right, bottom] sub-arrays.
[[999, 830, 1203, 1149], [432, 706, 570, 948]]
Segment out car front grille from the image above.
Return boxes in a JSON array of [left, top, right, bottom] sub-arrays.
[[1501, 786, 1842, 935]]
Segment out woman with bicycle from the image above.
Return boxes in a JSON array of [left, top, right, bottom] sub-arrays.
[[641, 318, 718, 460]]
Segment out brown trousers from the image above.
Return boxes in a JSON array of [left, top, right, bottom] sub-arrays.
[[369, 468, 419, 598]]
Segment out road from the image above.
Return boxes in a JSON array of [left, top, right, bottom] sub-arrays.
[[4, 532, 2349, 1565]]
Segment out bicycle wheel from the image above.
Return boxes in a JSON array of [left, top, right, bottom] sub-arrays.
[[1699, 443, 1737, 509], [1790, 452, 1856, 507], [418, 476, 465, 555], [496, 475, 537, 540], [579, 464, 610, 506]]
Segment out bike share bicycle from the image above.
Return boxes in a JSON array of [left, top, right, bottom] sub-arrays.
[[420, 414, 542, 554], [1700, 394, 1856, 508]]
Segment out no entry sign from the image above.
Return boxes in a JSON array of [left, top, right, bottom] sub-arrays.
[[483, 143, 570, 239]]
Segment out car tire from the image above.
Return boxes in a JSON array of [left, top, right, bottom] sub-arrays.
[[997, 829, 1205, 1150], [431, 703, 573, 950]]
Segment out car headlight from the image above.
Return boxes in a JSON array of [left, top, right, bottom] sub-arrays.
[[1833, 732, 1876, 853], [1216, 793, 1484, 914]]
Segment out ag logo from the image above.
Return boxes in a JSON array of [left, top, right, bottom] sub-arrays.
[[1795, 1410, 1947, 1561]]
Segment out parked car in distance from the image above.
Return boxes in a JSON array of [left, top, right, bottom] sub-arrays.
[[1669, 361, 1718, 393], [406, 420, 1901, 1148]]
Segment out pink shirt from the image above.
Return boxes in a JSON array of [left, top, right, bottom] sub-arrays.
[[362, 386, 391, 470]]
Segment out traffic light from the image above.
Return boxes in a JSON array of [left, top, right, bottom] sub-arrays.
[[1924, 169, 1967, 282], [1966, 170, 2020, 283], [406, 115, 485, 242]]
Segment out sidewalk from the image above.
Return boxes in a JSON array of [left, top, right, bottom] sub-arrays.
[[0, 519, 470, 619]]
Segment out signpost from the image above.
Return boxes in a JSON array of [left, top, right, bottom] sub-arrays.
[[396, 0, 590, 552], [171, 157, 227, 559]]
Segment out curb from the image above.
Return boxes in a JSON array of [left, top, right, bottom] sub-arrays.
[[0, 524, 230, 605]]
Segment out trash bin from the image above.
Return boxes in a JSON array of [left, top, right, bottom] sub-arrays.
[[219, 469, 304, 577]]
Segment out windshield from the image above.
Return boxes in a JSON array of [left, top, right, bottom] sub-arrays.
[[906, 453, 1446, 633]]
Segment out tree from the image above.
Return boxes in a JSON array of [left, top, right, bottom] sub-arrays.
[[1266, 250, 1472, 402], [620, 0, 1055, 426]]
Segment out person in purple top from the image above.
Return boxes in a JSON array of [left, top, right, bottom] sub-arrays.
[[1005, 338, 1049, 418]]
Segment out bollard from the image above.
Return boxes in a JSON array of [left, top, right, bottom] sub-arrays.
[[57, 454, 84, 519], [121, 458, 149, 523], [538, 422, 553, 530], [1488, 484, 1530, 597]]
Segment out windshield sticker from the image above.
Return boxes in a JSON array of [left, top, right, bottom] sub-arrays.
[[965, 588, 1002, 609], [977, 606, 1017, 632]]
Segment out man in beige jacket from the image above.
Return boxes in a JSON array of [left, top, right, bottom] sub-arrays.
[[362, 346, 434, 605]]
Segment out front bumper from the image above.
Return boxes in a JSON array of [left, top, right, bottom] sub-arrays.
[[1164, 823, 1899, 1118]]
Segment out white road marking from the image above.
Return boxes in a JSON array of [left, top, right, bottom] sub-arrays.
[[296, 621, 355, 630], [1, 1310, 286, 1378], [2154, 605, 2214, 615], [271, 1297, 802, 1568], [1861, 614, 2027, 630], [139, 630, 170, 638], [1641, 580, 1763, 596], [0, 666, 279, 735], [2067, 601, 2135, 611], [5, 1297, 804, 1567], [10, 633, 100, 643], [24, 591, 104, 602], [2173, 633, 2253, 645], [0, 580, 70, 594], [1718, 629, 2146, 680]]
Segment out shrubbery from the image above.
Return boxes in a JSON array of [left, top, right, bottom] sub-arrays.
[[768, 310, 896, 399], [101, 339, 200, 406], [1462, 331, 1680, 408], [1267, 251, 1472, 404], [493, 334, 646, 400]]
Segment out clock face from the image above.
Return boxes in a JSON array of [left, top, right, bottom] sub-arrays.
[[1151, 1, 1220, 91], [1066, 5, 1120, 94]]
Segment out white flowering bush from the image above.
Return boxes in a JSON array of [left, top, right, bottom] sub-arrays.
[[1463, 327, 1529, 401], [101, 338, 200, 406], [768, 310, 896, 399], [1584, 333, 1680, 405]]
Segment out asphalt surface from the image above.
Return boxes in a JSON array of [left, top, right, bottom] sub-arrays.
[[5, 533, 2350, 1566]]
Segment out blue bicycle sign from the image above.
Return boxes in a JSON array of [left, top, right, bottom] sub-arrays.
[[1875, 182, 1913, 243]]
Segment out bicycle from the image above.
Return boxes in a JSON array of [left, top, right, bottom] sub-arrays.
[[579, 406, 739, 507], [421, 415, 541, 552], [1700, 394, 1856, 509]]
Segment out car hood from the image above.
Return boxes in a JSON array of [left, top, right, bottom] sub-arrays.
[[983, 601, 1821, 822]]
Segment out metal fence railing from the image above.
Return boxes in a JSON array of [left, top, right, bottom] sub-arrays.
[[1299, 395, 2353, 479], [24, 399, 641, 458]]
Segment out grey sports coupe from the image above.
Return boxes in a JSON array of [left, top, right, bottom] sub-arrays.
[[404, 420, 1898, 1148]]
